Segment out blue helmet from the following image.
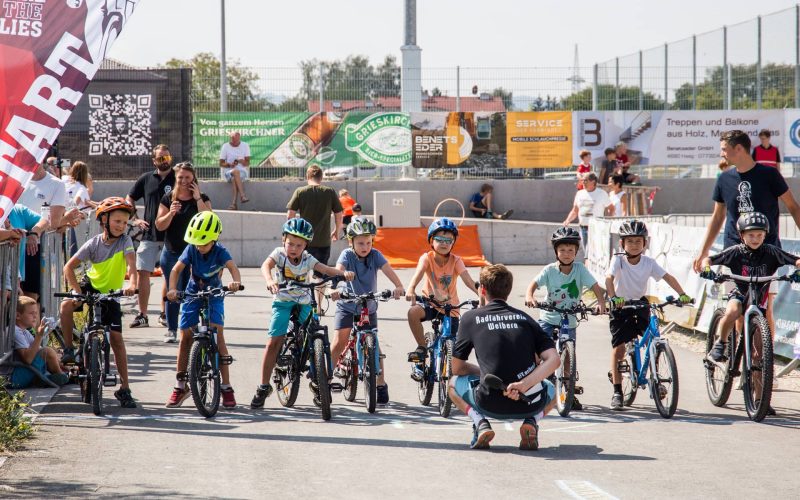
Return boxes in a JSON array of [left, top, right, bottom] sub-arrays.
[[427, 217, 459, 242], [283, 217, 314, 242]]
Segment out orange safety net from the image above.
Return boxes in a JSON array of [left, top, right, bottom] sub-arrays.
[[373, 225, 489, 268]]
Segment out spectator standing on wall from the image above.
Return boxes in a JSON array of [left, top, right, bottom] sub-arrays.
[[575, 150, 592, 190], [751, 129, 780, 169], [219, 132, 251, 210]]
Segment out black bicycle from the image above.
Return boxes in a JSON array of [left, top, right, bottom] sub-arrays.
[[272, 275, 341, 421], [54, 289, 136, 415], [173, 285, 243, 418]]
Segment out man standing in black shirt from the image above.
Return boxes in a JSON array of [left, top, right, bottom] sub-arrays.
[[450, 264, 559, 450], [126, 144, 175, 329]]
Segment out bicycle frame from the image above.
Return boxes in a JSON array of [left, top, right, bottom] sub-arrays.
[[352, 303, 381, 376], [628, 312, 663, 388]]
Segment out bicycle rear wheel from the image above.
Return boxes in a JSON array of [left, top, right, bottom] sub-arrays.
[[417, 332, 435, 406], [556, 341, 577, 417], [743, 315, 773, 422], [363, 334, 377, 413], [342, 347, 358, 403], [189, 338, 220, 418], [437, 339, 454, 417], [704, 309, 735, 406], [313, 337, 333, 421], [652, 343, 679, 418], [89, 335, 103, 416]]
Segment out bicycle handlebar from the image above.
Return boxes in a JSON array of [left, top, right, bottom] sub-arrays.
[[277, 275, 342, 291], [619, 295, 694, 311], [533, 301, 600, 316], [172, 285, 245, 301], [336, 289, 392, 302], [706, 272, 792, 284], [54, 289, 139, 301], [414, 295, 479, 311]]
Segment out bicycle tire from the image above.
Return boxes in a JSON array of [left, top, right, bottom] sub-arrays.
[[275, 339, 300, 408], [189, 338, 220, 418], [743, 315, 773, 422], [80, 336, 91, 404], [622, 347, 637, 406], [342, 347, 358, 403], [417, 332, 435, 406], [556, 341, 577, 417], [90, 335, 103, 416], [313, 337, 332, 421], [652, 343, 679, 418], [437, 339, 454, 417], [363, 334, 377, 413], [705, 308, 734, 407]]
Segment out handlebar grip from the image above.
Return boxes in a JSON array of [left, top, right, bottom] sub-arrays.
[[54, 292, 75, 298], [222, 285, 245, 292]]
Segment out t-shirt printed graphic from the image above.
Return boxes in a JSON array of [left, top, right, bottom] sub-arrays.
[[420, 251, 466, 315], [534, 262, 596, 328], [269, 247, 319, 304]]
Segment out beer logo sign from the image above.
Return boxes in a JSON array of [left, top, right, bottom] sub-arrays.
[[344, 113, 411, 166]]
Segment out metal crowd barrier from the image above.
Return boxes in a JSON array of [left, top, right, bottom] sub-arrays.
[[0, 241, 21, 379], [39, 231, 65, 320]]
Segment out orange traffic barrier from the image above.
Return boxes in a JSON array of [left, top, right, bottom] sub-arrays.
[[373, 225, 489, 268]]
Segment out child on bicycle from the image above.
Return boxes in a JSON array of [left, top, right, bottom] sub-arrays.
[[525, 227, 606, 410], [60, 197, 139, 408], [250, 217, 354, 409], [700, 212, 800, 364], [329, 217, 405, 405], [165, 211, 242, 409], [406, 218, 480, 381], [12, 296, 69, 388], [605, 219, 691, 411]]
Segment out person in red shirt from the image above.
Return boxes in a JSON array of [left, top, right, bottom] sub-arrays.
[[339, 189, 357, 226], [751, 129, 780, 169], [615, 142, 640, 184], [575, 150, 592, 190]]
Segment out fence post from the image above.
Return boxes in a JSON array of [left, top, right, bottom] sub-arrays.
[[456, 65, 461, 112], [639, 50, 644, 110], [664, 43, 669, 110], [756, 15, 762, 109], [796, 4, 800, 109], [615, 57, 620, 111], [318, 63, 325, 114], [692, 34, 697, 110], [219, 0, 227, 113], [723, 26, 731, 110], [592, 63, 598, 110]]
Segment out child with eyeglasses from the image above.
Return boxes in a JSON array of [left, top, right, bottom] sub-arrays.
[[405, 218, 480, 381]]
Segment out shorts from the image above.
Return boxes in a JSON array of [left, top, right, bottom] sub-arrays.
[[179, 294, 224, 330], [621, 171, 637, 183], [422, 304, 460, 334], [306, 246, 331, 278], [452, 374, 555, 420], [20, 246, 42, 295], [268, 300, 312, 337], [538, 320, 576, 342], [343, 215, 353, 226], [334, 308, 377, 330], [136, 240, 164, 273], [221, 165, 249, 183], [728, 288, 769, 309], [77, 278, 123, 332], [609, 305, 649, 347], [10, 351, 47, 389]]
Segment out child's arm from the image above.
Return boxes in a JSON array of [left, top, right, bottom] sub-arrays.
[[662, 273, 691, 302], [525, 281, 539, 307], [63, 256, 82, 294], [224, 260, 242, 291], [124, 251, 138, 295], [591, 283, 607, 314], [605, 274, 623, 308], [313, 262, 355, 281], [17, 319, 47, 364], [380, 263, 405, 299], [328, 263, 347, 300], [166, 261, 187, 301], [405, 256, 427, 303], [459, 269, 479, 296], [261, 257, 278, 294]]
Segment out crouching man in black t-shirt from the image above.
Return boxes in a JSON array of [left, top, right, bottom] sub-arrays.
[[449, 264, 560, 450]]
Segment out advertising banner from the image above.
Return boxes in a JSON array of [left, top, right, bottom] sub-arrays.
[[507, 112, 572, 168], [782, 109, 800, 162], [411, 112, 506, 170], [0, 0, 138, 223]]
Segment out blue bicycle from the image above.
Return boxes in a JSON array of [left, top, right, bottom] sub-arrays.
[[612, 296, 690, 419], [413, 295, 479, 417]]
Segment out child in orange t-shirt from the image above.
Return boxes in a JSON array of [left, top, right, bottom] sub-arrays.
[[405, 218, 479, 380], [338, 189, 357, 226]]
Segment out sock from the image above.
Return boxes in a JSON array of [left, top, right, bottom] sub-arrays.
[[466, 405, 485, 426], [613, 384, 622, 394], [532, 411, 544, 424], [259, 384, 270, 390], [221, 384, 231, 390]]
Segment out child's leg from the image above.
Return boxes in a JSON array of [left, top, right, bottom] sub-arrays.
[[176, 328, 194, 385], [716, 300, 742, 343], [109, 331, 130, 389], [213, 325, 231, 386], [610, 344, 625, 385], [407, 304, 426, 348], [59, 299, 77, 347], [42, 347, 65, 374], [260, 300, 297, 385], [331, 327, 352, 369], [261, 337, 285, 385]]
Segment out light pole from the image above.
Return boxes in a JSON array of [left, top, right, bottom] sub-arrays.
[[220, 0, 228, 112]]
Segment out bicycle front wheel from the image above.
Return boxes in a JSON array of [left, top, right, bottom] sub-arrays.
[[313, 337, 332, 421], [652, 343, 679, 418], [556, 341, 577, 417], [363, 334, 377, 413], [743, 315, 773, 422], [705, 308, 735, 407], [437, 339, 454, 418], [189, 338, 220, 418], [89, 335, 103, 416]]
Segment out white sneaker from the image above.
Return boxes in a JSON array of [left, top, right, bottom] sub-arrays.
[[163, 330, 177, 343]]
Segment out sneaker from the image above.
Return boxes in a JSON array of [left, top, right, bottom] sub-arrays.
[[407, 346, 427, 363], [571, 396, 583, 411], [500, 209, 514, 220], [470, 419, 494, 449], [166, 386, 191, 408], [129, 314, 149, 328], [163, 330, 177, 344], [610, 392, 623, 410], [755, 400, 777, 416], [519, 418, 539, 450], [49, 372, 70, 386], [250, 385, 273, 409], [707, 341, 728, 362], [158, 312, 167, 327], [114, 388, 137, 408], [376, 384, 389, 405], [61, 347, 76, 365], [410, 364, 425, 382], [221, 387, 237, 408]]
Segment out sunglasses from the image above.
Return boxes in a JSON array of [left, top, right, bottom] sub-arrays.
[[432, 236, 454, 244], [155, 154, 172, 163]]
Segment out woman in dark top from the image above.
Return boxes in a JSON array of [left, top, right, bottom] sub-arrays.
[[155, 162, 211, 342]]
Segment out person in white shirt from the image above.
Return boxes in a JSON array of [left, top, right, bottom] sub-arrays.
[[219, 132, 251, 210], [562, 173, 614, 247], [62, 161, 96, 209], [608, 174, 627, 218]]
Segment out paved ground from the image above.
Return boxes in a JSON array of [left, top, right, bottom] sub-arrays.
[[1, 265, 799, 499]]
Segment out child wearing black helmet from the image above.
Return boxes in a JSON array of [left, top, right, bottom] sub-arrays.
[[606, 219, 692, 410]]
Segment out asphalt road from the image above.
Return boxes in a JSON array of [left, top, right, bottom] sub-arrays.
[[1, 265, 799, 499]]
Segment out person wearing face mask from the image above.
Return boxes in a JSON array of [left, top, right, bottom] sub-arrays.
[[127, 144, 176, 330]]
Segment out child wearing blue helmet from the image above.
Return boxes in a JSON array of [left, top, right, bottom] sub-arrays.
[[405, 218, 480, 380]]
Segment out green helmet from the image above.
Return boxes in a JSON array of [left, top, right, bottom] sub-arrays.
[[283, 217, 314, 242], [346, 216, 377, 239], [184, 211, 222, 245]]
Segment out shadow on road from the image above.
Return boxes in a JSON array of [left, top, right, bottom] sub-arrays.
[[0, 478, 206, 499]]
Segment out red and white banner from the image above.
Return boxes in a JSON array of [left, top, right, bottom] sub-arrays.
[[0, 0, 138, 223]]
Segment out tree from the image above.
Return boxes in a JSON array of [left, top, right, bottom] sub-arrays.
[[492, 87, 514, 111], [558, 84, 665, 111], [529, 95, 560, 111], [673, 63, 795, 110], [163, 52, 270, 112], [298, 55, 401, 102]]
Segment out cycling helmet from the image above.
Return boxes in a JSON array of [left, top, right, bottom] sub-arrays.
[[427, 217, 459, 242], [184, 211, 222, 246], [618, 219, 649, 239], [736, 212, 769, 233], [346, 216, 377, 239], [551, 226, 582, 250], [283, 217, 314, 242], [95, 196, 135, 219]]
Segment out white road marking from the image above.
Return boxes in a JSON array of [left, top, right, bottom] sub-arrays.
[[556, 480, 619, 500]]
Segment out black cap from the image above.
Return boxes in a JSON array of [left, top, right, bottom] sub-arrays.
[[352, 204, 362, 211]]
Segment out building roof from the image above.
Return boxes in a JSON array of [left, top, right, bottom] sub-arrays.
[[307, 95, 506, 113]]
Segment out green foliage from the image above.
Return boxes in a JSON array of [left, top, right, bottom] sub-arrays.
[[673, 63, 796, 110], [298, 55, 401, 102], [0, 386, 34, 451], [492, 87, 514, 111], [559, 85, 666, 111]]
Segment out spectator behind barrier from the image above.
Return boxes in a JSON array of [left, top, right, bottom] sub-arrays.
[[11, 296, 69, 388]]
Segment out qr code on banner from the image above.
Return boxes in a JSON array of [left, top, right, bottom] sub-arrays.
[[88, 94, 152, 156]]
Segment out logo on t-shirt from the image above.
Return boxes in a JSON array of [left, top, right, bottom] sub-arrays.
[[164, 185, 172, 195], [737, 181, 754, 214]]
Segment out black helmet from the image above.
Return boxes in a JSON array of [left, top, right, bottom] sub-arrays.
[[618, 219, 648, 238], [551, 227, 582, 249], [736, 212, 769, 233]]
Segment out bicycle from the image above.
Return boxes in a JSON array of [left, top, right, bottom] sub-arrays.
[[702, 272, 791, 422], [533, 301, 598, 417], [611, 296, 689, 419], [333, 289, 392, 413], [172, 285, 243, 418], [54, 289, 136, 415], [272, 275, 341, 421], [413, 295, 479, 417]]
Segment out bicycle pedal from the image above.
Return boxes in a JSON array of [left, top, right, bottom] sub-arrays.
[[329, 382, 344, 392], [574, 386, 584, 395], [220, 355, 234, 366], [103, 374, 118, 387]]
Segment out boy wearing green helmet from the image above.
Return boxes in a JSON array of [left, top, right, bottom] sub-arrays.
[[251, 217, 354, 409], [165, 211, 242, 409]]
